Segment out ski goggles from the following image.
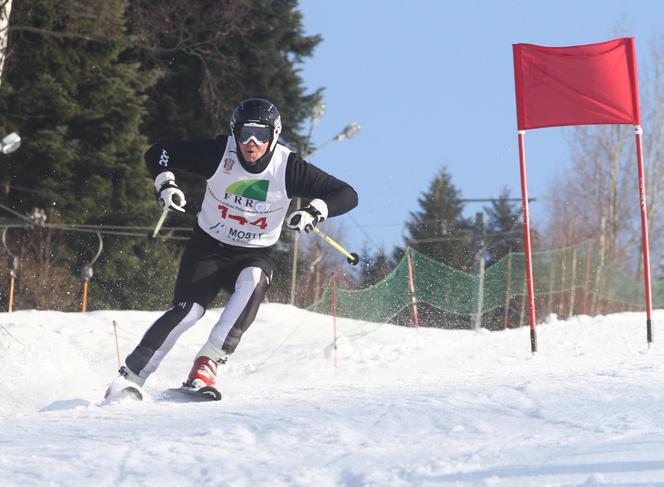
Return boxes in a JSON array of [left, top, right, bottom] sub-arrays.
[[237, 123, 273, 145]]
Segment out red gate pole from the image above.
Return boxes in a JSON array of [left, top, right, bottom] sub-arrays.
[[81, 280, 89, 312], [7, 255, 18, 313], [8, 271, 15, 312], [332, 273, 338, 368], [406, 247, 420, 333], [517, 130, 537, 353], [634, 125, 654, 347]]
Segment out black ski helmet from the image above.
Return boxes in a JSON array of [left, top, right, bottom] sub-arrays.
[[230, 98, 282, 153]]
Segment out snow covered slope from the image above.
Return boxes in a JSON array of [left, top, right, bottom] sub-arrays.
[[2, 305, 664, 486]]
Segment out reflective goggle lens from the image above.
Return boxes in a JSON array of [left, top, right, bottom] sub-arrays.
[[238, 124, 272, 145]]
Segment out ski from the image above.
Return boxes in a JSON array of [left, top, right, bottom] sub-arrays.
[[168, 385, 222, 402]]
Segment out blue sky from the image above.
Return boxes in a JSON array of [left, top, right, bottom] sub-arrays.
[[297, 0, 664, 254]]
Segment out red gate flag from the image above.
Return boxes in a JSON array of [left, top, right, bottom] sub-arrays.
[[513, 37, 640, 130]]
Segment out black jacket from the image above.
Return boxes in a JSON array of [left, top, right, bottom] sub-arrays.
[[145, 136, 358, 218]]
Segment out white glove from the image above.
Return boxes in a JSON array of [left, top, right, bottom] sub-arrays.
[[154, 171, 186, 213], [287, 199, 328, 233]]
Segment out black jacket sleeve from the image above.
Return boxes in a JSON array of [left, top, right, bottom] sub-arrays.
[[285, 153, 358, 217], [144, 136, 228, 180]]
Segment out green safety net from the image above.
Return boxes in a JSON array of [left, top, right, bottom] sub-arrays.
[[308, 241, 657, 323]]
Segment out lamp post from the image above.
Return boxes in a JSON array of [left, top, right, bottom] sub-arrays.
[[0, 131, 20, 311], [289, 109, 360, 305]]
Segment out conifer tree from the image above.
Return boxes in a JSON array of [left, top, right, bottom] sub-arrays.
[[0, 0, 173, 309], [405, 166, 474, 271], [483, 187, 524, 266], [127, 0, 320, 143]]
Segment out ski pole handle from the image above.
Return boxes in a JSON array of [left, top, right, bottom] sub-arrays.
[[312, 227, 360, 265], [149, 208, 170, 239]]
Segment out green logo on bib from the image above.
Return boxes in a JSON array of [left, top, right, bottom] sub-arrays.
[[226, 179, 270, 201]]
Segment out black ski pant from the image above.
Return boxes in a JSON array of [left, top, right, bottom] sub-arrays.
[[126, 226, 272, 379]]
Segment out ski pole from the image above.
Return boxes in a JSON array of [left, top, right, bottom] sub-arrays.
[[312, 227, 360, 265], [149, 208, 170, 239]]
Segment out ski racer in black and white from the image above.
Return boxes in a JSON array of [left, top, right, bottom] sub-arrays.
[[106, 98, 357, 399]]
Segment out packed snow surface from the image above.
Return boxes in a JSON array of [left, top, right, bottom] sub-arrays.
[[2, 305, 664, 486]]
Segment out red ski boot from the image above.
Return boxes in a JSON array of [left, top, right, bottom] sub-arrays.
[[185, 355, 218, 389], [179, 356, 222, 401]]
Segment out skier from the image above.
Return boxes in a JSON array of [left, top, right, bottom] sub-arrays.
[[105, 98, 358, 400]]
